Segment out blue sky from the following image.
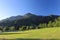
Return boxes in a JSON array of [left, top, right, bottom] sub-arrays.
[[0, 0, 60, 20]]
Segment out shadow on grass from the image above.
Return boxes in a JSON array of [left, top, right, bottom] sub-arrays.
[[0, 38, 60, 40], [0, 33, 25, 35]]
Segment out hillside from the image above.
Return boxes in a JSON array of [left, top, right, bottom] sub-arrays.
[[0, 27, 60, 40], [0, 13, 60, 31], [0, 13, 59, 27]]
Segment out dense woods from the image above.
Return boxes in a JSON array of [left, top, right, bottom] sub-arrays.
[[0, 13, 60, 32]]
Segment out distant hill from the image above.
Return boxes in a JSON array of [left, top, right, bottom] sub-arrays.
[[0, 13, 59, 27]]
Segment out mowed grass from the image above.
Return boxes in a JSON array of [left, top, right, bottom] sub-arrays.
[[0, 27, 60, 40]]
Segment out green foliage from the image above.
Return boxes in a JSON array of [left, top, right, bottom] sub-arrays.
[[26, 26, 29, 30], [29, 26, 32, 29], [19, 27, 23, 31], [52, 17, 60, 27], [10, 26, 15, 31], [38, 23, 47, 28], [0, 16, 60, 31], [3, 26, 10, 31], [38, 24, 42, 28], [22, 26, 26, 30], [48, 21, 53, 27], [0, 26, 2, 30], [46, 17, 60, 27]]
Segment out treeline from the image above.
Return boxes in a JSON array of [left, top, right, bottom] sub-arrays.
[[39, 17, 60, 28], [0, 17, 60, 32]]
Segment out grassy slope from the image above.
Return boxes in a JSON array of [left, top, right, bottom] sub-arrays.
[[0, 27, 60, 39]]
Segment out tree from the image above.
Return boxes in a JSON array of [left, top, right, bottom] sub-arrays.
[[19, 27, 23, 31], [48, 21, 53, 27], [10, 26, 15, 31], [44, 23, 47, 28], [2, 26, 10, 32], [38, 24, 45, 28], [0, 26, 2, 31], [26, 26, 29, 30], [52, 17, 60, 27], [22, 26, 26, 30], [29, 26, 33, 29]]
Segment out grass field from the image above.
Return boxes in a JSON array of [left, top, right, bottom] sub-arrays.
[[0, 27, 60, 40]]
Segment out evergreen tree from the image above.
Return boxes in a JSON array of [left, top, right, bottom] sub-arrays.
[[0, 26, 2, 31], [38, 24, 45, 28], [48, 21, 53, 27], [19, 27, 23, 31], [29, 26, 33, 29], [26, 26, 29, 30], [3, 26, 9, 31], [10, 26, 15, 31]]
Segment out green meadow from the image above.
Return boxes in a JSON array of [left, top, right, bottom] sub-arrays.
[[0, 27, 60, 40]]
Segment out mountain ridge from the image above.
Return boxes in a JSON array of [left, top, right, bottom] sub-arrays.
[[0, 13, 59, 21], [0, 13, 59, 27]]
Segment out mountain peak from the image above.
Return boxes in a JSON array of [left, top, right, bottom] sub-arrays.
[[24, 13, 36, 16], [25, 13, 33, 15]]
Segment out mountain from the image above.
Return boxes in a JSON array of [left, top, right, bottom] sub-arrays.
[[0, 13, 36, 22], [0, 13, 59, 27], [0, 15, 23, 22]]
